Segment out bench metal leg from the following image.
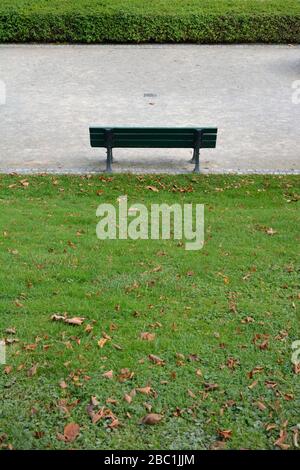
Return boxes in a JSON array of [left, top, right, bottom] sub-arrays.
[[193, 148, 200, 173], [105, 147, 113, 173], [189, 149, 196, 164]]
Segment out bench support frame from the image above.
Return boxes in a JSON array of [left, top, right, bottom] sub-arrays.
[[104, 128, 114, 173], [103, 127, 204, 173], [192, 129, 203, 173]]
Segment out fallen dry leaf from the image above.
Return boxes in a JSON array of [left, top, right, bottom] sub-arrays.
[[118, 368, 134, 382], [136, 386, 152, 395], [102, 370, 113, 379], [187, 389, 196, 398], [141, 413, 163, 425], [204, 382, 219, 392], [266, 227, 277, 236], [218, 429, 232, 440], [140, 332, 156, 341], [274, 429, 290, 450], [146, 185, 159, 192], [4, 365, 12, 374], [64, 317, 85, 326], [124, 393, 132, 404], [4, 328, 16, 335], [27, 363, 38, 377], [294, 363, 300, 374], [59, 380, 68, 389], [51, 314, 66, 322], [63, 422, 80, 443], [98, 338, 108, 348], [148, 354, 165, 366]]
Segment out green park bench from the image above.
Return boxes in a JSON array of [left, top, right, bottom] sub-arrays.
[[89, 127, 218, 173]]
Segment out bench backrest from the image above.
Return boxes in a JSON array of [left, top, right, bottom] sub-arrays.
[[90, 127, 217, 149]]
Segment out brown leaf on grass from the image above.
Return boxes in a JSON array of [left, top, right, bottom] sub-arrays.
[[274, 430, 290, 450], [248, 366, 264, 379], [89, 407, 105, 424], [292, 427, 299, 448], [259, 340, 269, 350], [102, 370, 113, 379], [108, 418, 120, 429], [124, 393, 132, 404], [98, 338, 108, 348], [5, 337, 19, 345], [266, 423, 277, 432], [252, 333, 270, 350], [265, 380, 277, 389], [204, 382, 219, 392], [102, 332, 111, 340], [59, 380, 68, 389], [85, 324, 93, 333], [64, 317, 85, 326], [218, 429, 232, 440], [226, 357, 239, 369], [88, 405, 118, 427], [118, 368, 134, 382], [248, 380, 258, 389], [141, 413, 163, 425], [136, 386, 152, 395], [151, 265, 162, 273], [51, 314, 66, 322], [266, 227, 277, 236], [4, 328, 16, 335], [140, 332, 156, 341], [196, 369, 202, 377], [148, 354, 165, 366], [294, 363, 300, 374], [146, 185, 159, 192], [106, 397, 118, 406], [51, 314, 85, 325], [188, 354, 199, 362], [63, 423, 80, 443], [255, 401, 267, 411], [4, 366, 12, 374], [24, 343, 37, 351], [27, 363, 38, 377], [187, 389, 196, 398], [91, 396, 99, 406], [241, 316, 255, 324]]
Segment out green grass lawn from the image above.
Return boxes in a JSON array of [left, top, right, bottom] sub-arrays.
[[1, 0, 299, 43], [0, 174, 299, 450]]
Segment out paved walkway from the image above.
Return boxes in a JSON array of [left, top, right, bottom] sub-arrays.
[[0, 44, 299, 174]]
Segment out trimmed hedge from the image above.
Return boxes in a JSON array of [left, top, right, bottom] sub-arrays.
[[0, 11, 299, 44]]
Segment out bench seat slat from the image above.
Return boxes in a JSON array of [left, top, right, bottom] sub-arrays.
[[90, 139, 216, 149]]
